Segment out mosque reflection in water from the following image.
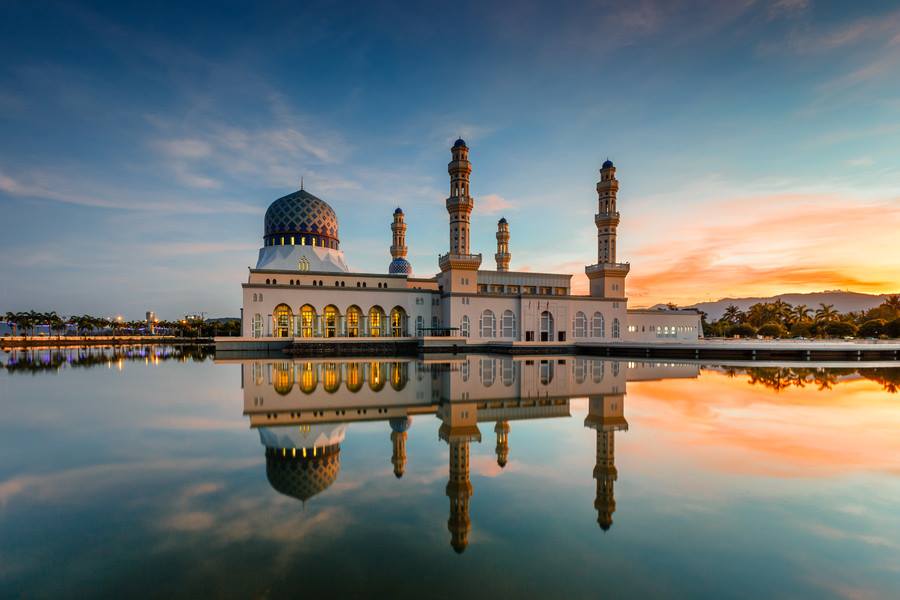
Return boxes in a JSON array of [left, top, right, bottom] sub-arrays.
[[225, 355, 699, 553]]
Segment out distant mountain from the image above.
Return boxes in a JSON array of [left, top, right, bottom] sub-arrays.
[[670, 291, 894, 321]]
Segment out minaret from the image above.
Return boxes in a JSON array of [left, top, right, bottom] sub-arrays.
[[439, 401, 481, 554], [388, 208, 412, 274], [495, 218, 510, 271], [494, 420, 510, 468], [585, 159, 630, 297], [584, 394, 628, 531], [438, 139, 481, 289], [389, 417, 411, 478]]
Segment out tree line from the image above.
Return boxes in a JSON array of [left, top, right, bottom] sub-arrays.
[[2, 311, 241, 338], [702, 295, 900, 339]]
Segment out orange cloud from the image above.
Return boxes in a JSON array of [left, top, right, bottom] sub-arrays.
[[624, 193, 900, 306]]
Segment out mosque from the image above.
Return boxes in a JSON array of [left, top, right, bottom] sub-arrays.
[[235, 139, 700, 345]]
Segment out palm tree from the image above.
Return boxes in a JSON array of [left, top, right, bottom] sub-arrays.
[[792, 304, 811, 323], [815, 303, 837, 324], [723, 305, 742, 325], [882, 295, 900, 314]]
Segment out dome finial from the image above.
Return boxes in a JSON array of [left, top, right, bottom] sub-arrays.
[[300, 175, 304, 191]]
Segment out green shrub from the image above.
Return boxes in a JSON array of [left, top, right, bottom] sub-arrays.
[[789, 321, 813, 338], [757, 322, 787, 338], [887, 317, 900, 339], [824, 321, 858, 338], [727, 323, 758, 338], [858, 319, 887, 338]]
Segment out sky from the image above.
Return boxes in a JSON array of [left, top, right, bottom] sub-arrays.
[[1, 0, 899, 319]]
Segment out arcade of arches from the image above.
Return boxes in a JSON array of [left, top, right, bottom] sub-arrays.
[[253, 304, 409, 338]]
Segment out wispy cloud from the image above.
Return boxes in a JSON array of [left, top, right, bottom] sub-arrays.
[[475, 193, 515, 215]]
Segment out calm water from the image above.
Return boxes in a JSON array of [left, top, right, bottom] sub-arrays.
[[2, 347, 900, 599]]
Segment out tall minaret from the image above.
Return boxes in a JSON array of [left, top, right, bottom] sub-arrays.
[[495, 218, 510, 271], [494, 420, 510, 468], [584, 393, 628, 531], [439, 400, 481, 554], [389, 417, 411, 478], [585, 159, 630, 298], [439, 139, 481, 288], [388, 208, 412, 274]]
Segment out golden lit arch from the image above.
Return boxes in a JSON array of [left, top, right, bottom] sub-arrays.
[[346, 305, 362, 338], [299, 304, 316, 338], [273, 304, 293, 338], [389, 306, 406, 337], [368, 306, 385, 337], [272, 361, 294, 395], [299, 362, 318, 393], [323, 362, 341, 393], [368, 361, 386, 391], [323, 305, 340, 338], [389, 362, 408, 391], [346, 362, 363, 392]]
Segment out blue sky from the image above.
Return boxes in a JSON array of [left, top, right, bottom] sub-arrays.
[[2, 0, 899, 318]]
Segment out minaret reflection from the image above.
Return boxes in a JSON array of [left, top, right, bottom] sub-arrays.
[[389, 417, 411, 478], [584, 393, 628, 531], [438, 400, 481, 554], [494, 420, 510, 468]]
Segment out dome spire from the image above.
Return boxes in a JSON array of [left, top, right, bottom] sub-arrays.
[[300, 175, 304, 191]]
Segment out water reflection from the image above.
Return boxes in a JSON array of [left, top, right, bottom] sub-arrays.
[[1, 345, 212, 374], [229, 356, 700, 552]]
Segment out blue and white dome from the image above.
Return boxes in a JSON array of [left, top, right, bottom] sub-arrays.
[[264, 189, 339, 249], [389, 258, 412, 274]]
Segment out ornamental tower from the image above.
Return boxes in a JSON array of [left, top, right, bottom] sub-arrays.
[[389, 417, 411, 478], [585, 159, 630, 298], [495, 218, 511, 271], [439, 139, 481, 290], [439, 400, 481, 554], [494, 420, 510, 468], [584, 393, 629, 531], [388, 208, 412, 274]]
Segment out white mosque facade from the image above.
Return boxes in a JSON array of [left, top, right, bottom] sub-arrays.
[[237, 139, 700, 345]]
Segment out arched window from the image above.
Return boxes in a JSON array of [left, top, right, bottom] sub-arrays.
[[592, 359, 605, 383], [460, 315, 470, 337], [501, 359, 515, 386], [574, 311, 587, 338], [323, 305, 339, 338], [574, 358, 586, 384], [416, 315, 424, 335], [272, 362, 294, 395], [480, 310, 496, 338], [539, 359, 554, 384], [592, 312, 605, 338], [501, 310, 516, 338], [390, 307, 406, 337], [540, 311, 554, 342], [346, 363, 363, 392], [273, 304, 293, 338], [369, 362, 386, 391], [480, 358, 496, 387], [389, 362, 408, 390], [300, 305, 315, 338], [297, 256, 310, 271], [368, 306, 385, 337], [346, 306, 361, 338], [612, 318, 620, 339], [323, 362, 341, 393], [251, 313, 263, 338], [299, 362, 318, 393]]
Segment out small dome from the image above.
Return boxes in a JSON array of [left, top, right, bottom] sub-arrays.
[[453, 138, 467, 149], [394, 207, 403, 215], [498, 217, 507, 224], [390, 416, 412, 433], [389, 258, 412, 275], [264, 189, 339, 248], [602, 159, 614, 169]]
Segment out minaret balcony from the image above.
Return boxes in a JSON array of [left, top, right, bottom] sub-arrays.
[[595, 212, 620, 225], [585, 262, 630, 277], [446, 196, 474, 212], [439, 252, 482, 271]]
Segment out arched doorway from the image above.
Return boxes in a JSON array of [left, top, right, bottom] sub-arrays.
[[323, 362, 341, 392], [273, 304, 293, 338], [299, 305, 315, 338], [346, 306, 362, 338], [390, 307, 406, 337], [368, 306, 385, 337], [540, 311, 554, 342], [299, 362, 318, 393], [323, 305, 339, 338]]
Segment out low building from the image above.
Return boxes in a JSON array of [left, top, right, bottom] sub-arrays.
[[235, 139, 700, 345]]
